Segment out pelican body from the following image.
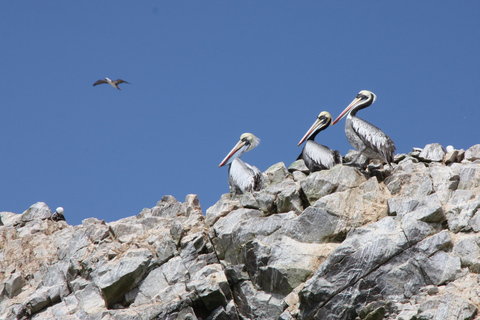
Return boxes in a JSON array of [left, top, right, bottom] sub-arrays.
[[332, 90, 395, 167], [297, 111, 342, 172], [93, 77, 130, 90], [219, 133, 264, 195]]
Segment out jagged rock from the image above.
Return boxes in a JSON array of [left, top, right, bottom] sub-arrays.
[[454, 162, 480, 190], [291, 170, 307, 182], [153, 230, 177, 264], [92, 248, 152, 307], [288, 159, 309, 174], [265, 162, 290, 184], [261, 179, 303, 214], [0, 211, 21, 226], [445, 189, 480, 232], [4, 272, 25, 298], [205, 194, 241, 226], [20, 202, 52, 223], [152, 195, 185, 218], [444, 146, 465, 164], [453, 235, 480, 273], [465, 144, 480, 161], [299, 220, 462, 319], [429, 162, 459, 203], [2, 145, 480, 320], [416, 293, 476, 320], [300, 165, 366, 205], [233, 280, 287, 319], [312, 177, 390, 234], [212, 208, 296, 264], [133, 262, 183, 306], [109, 218, 145, 243], [409, 147, 422, 158], [385, 158, 434, 199], [418, 143, 446, 162], [187, 264, 231, 312], [82, 218, 110, 244], [74, 283, 106, 313]]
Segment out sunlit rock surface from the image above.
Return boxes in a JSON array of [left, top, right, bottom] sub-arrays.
[[1, 143, 480, 320]]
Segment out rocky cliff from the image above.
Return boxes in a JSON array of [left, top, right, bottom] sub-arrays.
[[1, 143, 480, 320]]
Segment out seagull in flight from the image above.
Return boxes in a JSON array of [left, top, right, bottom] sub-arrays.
[[93, 77, 130, 90]]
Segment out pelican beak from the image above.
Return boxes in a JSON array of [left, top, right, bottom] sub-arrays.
[[298, 116, 329, 146], [219, 139, 247, 167], [331, 96, 362, 125]]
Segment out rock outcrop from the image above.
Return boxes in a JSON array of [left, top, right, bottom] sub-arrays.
[[1, 143, 480, 320]]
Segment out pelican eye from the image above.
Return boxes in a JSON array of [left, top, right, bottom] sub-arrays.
[[357, 94, 367, 100]]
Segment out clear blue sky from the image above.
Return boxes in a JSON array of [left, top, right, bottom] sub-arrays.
[[1, 2, 479, 225]]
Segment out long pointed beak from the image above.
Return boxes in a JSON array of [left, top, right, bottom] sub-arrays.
[[332, 96, 361, 125], [219, 140, 247, 167], [298, 118, 328, 146]]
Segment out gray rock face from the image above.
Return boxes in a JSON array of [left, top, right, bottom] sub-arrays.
[[1, 143, 480, 320], [417, 143, 446, 162], [465, 144, 480, 161]]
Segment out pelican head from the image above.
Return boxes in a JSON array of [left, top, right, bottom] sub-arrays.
[[298, 111, 332, 146], [219, 132, 260, 167], [55, 207, 64, 214], [332, 90, 377, 125]]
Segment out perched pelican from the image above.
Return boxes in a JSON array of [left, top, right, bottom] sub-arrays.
[[219, 133, 264, 195], [297, 111, 342, 172], [51, 207, 65, 222], [332, 90, 395, 168], [93, 77, 130, 90]]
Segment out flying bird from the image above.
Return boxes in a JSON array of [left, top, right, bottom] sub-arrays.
[[51, 207, 65, 222], [219, 133, 264, 195], [331, 90, 395, 168], [93, 77, 130, 90], [297, 111, 342, 172]]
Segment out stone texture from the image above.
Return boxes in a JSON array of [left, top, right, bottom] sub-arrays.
[[465, 144, 480, 161], [2, 144, 480, 320], [300, 165, 367, 205], [418, 143, 446, 162]]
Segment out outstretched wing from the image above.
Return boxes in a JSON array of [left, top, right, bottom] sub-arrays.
[[114, 79, 130, 85], [93, 79, 107, 86]]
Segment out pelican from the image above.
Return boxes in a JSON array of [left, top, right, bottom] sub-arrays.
[[297, 111, 342, 172], [51, 207, 65, 222], [219, 133, 264, 195], [332, 90, 395, 168], [93, 77, 130, 90]]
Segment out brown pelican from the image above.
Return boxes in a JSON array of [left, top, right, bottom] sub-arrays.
[[332, 90, 395, 168], [93, 77, 130, 90], [297, 111, 342, 172], [51, 207, 65, 222], [219, 133, 264, 195]]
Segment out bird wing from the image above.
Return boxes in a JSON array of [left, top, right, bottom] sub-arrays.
[[229, 158, 264, 193], [303, 141, 341, 170], [93, 80, 107, 86], [351, 117, 396, 163], [114, 79, 130, 85], [245, 163, 264, 191]]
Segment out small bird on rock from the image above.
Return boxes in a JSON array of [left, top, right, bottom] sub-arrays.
[[51, 207, 65, 222]]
